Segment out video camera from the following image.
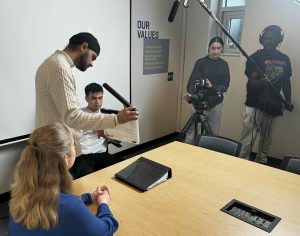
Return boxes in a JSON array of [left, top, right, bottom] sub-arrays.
[[189, 78, 210, 111]]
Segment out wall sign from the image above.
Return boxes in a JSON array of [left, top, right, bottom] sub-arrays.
[[143, 39, 169, 75]]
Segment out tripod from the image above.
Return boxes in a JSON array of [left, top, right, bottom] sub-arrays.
[[177, 108, 212, 144]]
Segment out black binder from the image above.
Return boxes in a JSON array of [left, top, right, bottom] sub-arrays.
[[115, 157, 172, 191]]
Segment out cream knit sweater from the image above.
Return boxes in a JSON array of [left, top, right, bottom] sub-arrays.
[[35, 50, 117, 154]]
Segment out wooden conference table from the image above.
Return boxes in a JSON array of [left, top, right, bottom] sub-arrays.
[[73, 141, 300, 236]]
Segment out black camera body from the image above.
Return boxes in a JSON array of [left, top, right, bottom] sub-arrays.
[[189, 78, 210, 111]]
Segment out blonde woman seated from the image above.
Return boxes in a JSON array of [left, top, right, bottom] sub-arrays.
[[8, 123, 118, 236]]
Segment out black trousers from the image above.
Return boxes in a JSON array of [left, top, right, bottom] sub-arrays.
[[70, 152, 123, 179]]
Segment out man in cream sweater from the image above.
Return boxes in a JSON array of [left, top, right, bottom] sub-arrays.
[[35, 32, 138, 154]]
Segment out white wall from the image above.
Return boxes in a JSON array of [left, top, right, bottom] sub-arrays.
[[181, 0, 300, 159], [131, 0, 182, 142], [0, 141, 27, 193]]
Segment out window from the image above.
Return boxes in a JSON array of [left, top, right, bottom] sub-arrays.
[[218, 0, 246, 53], [222, 0, 246, 7]]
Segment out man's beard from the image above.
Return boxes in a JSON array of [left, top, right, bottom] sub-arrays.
[[77, 54, 89, 71]]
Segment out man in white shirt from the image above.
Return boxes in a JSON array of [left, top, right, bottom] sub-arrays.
[[70, 83, 122, 178]]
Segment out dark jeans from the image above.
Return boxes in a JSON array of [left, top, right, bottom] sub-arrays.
[[70, 152, 122, 179]]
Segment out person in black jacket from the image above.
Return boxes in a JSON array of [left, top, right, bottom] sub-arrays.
[[239, 25, 293, 163], [184, 36, 230, 142]]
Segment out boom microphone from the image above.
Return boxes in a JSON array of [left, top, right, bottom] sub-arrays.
[[102, 83, 131, 107], [168, 0, 181, 22]]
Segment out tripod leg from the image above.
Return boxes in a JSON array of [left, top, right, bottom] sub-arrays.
[[190, 115, 209, 145], [177, 114, 198, 142], [203, 121, 213, 135], [200, 115, 213, 136], [193, 118, 199, 142]]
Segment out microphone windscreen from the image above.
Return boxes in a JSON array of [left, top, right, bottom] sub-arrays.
[[168, 1, 180, 22], [102, 83, 131, 107]]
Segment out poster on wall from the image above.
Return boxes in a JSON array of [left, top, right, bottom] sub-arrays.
[[136, 20, 170, 75], [143, 39, 169, 75]]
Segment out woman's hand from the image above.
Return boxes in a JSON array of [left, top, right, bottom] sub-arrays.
[[91, 185, 111, 205], [91, 186, 101, 202]]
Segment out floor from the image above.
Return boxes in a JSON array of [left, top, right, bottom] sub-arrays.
[[0, 135, 285, 234]]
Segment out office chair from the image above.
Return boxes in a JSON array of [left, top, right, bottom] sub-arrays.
[[196, 135, 242, 157], [284, 158, 300, 175], [106, 139, 122, 153], [280, 155, 300, 170]]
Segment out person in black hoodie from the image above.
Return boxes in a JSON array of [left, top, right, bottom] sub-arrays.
[[239, 25, 293, 163]]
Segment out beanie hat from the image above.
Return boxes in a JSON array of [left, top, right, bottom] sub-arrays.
[[69, 32, 100, 55]]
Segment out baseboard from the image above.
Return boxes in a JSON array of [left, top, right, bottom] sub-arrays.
[[115, 132, 178, 160], [250, 151, 282, 168], [267, 156, 282, 168]]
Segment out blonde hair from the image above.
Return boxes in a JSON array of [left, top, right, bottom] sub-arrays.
[[10, 122, 74, 230]]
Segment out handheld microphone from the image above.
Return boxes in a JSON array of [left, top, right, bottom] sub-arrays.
[[168, 0, 181, 22], [102, 83, 131, 108]]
